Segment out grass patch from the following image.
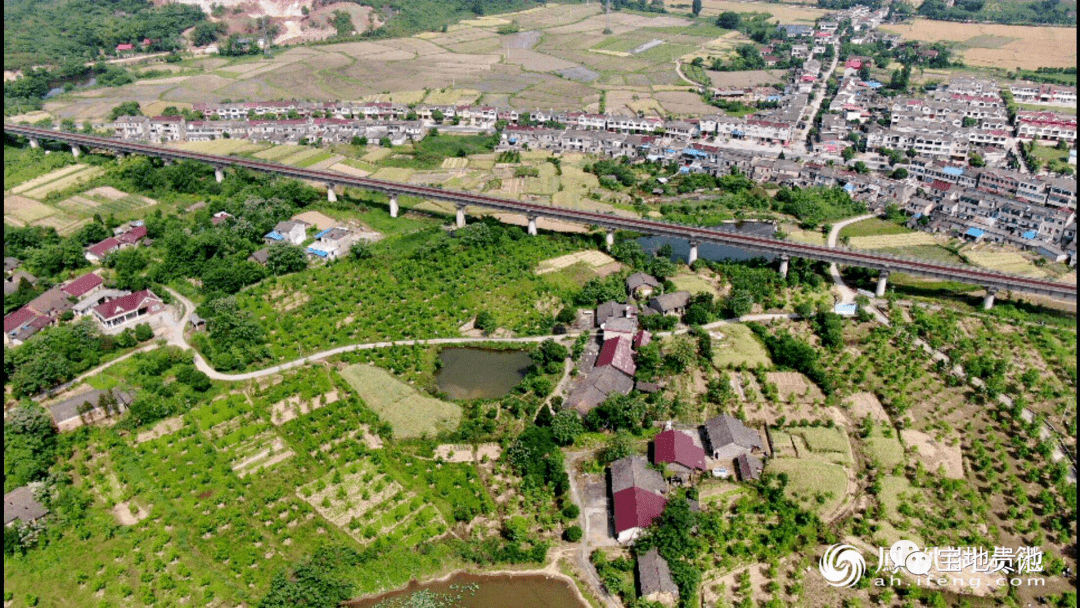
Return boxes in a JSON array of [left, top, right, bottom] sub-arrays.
[[839, 217, 912, 239], [670, 272, 720, 297], [788, 426, 853, 464], [767, 458, 848, 516], [864, 422, 905, 469], [711, 324, 771, 369], [339, 364, 462, 439]]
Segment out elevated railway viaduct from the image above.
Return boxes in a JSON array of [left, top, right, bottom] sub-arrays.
[[6, 124, 1076, 306]]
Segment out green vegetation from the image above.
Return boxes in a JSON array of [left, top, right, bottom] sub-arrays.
[[4, 147, 76, 190], [339, 364, 462, 439], [4, 0, 206, 70], [381, 133, 499, 169], [916, 0, 1077, 26]]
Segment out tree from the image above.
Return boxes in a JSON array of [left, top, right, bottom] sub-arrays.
[[265, 244, 307, 275], [890, 167, 909, 179], [474, 310, 497, 333], [716, 11, 741, 29], [564, 526, 583, 542], [348, 242, 372, 261], [692, 0, 703, 16], [4, 403, 58, 492], [331, 10, 354, 37], [191, 21, 226, 46], [110, 101, 142, 120], [598, 430, 636, 465], [350, 136, 368, 147], [551, 410, 584, 446], [134, 323, 154, 342]]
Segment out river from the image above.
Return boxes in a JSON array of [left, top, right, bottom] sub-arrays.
[[637, 220, 777, 263]]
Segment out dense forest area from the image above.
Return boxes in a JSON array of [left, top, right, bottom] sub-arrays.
[[914, 0, 1077, 25], [3, 0, 205, 70]]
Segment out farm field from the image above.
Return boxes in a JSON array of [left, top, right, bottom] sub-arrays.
[[878, 20, 1077, 69], [32, 1, 833, 124], [965, 249, 1048, 277], [339, 364, 461, 439]]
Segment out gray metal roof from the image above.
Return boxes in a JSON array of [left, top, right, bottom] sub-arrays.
[[610, 455, 666, 495], [637, 548, 679, 598], [4, 486, 48, 526], [704, 414, 763, 453]]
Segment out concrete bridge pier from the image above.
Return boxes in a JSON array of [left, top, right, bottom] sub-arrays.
[[389, 194, 399, 218], [779, 254, 790, 278], [70, 144, 81, 158], [455, 204, 466, 228], [214, 166, 225, 183], [162, 158, 172, 166], [605, 230, 615, 250], [116, 151, 126, 160], [29, 137, 40, 149], [983, 287, 998, 310], [688, 241, 699, 266], [527, 215, 538, 236], [326, 183, 337, 203], [875, 270, 890, 298]]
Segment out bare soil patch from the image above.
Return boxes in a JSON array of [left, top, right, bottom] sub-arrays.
[[900, 429, 964, 479]]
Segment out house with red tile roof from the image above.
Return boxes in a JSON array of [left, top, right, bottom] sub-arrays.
[[61, 272, 103, 299], [85, 237, 121, 264], [92, 289, 163, 329], [85, 224, 147, 263], [3, 307, 52, 345], [596, 336, 636, 377], [652, 428, 706, 479], [116, 43, 135, 52], [610, 455, 668, 544]]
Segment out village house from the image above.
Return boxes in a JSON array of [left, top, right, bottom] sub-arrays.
[[73, 289, 131, 318], [596, 300, 637, 328], [596, 336, 636, 377], [565, 366, 635, 415], [47, 388, 135, 432], [265, 220, 309, 246], [4, 270, 37, 298], [703, 414, 765, 480], [85, 225, 147, 264], [651, 427, 707, 483], [306, 227, 358, 260], [3, 307, 53, 346], [4, 487, 48, 528], [248, 248, 271, 266], [637, 548, 679, 607], [626, 273, 661, 299], [211, 211, 233, 225], [91, 289, 164, 330], [648, 291, 691, 316], [610, 456, 668, 544], [61, 272, 104, 300]]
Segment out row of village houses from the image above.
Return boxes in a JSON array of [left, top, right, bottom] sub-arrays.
[[3, 268, 164, 346]]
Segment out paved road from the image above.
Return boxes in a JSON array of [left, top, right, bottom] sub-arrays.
[[564, 451, 620, 608], [793, 43, 840, 154], [827, 213, 878, 305]]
